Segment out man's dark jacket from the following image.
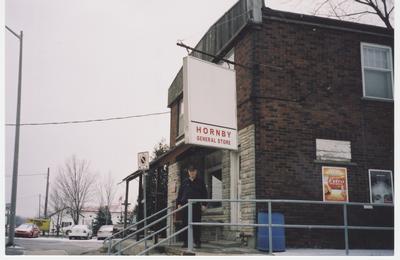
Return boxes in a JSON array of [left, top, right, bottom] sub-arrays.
[[177, 177, 208, 206]]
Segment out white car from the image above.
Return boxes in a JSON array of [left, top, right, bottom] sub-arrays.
[[68, 225, 93, 240], [96, 225, 114, 240], [62, 224, 75, 236]]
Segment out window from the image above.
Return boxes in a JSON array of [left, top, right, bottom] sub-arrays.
[[316, 139, 351, 162], [61, 222, 72, 227], [206, 169, 222, 208], [369, 169, 393, 204], [176, 98, 184, 138], [203, 151, 223, 208], [361, 43, 393, 100], [219, 49, 234, 69]]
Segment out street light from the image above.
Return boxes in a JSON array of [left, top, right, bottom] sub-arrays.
[[5, 25, 24, 247]]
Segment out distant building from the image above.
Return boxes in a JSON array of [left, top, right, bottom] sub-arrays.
[[151, 0, 393, 249]]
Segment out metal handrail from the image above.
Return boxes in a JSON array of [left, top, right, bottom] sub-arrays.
[[111, 204, 188, 255], [185, 199, 394, 255], [112, 204, 187, 249], [116, 225, 170, 255], [190, 222, 394, 230], [110, 199, 393, 255], [187, 198, 394, 207], [104, 205, 173, 246], [137, 226, 188, 256]]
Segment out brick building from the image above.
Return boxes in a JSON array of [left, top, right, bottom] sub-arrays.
[[153, 0, 394, 249]]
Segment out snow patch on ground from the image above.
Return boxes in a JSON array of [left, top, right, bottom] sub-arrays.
[[275, 249, 394, 256], [15, 237, 103, 243]]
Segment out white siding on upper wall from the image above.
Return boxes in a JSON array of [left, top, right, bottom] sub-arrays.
[[316, 139, 351, 162]]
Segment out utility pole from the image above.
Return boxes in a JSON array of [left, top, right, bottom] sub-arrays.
[[38, 194, 41, 218], [123, 181, 129, 228], [41, 168, 50, 236], [44, 168, 50, 218], [123, 180, 130, 236], [6, 26, 23, 247]]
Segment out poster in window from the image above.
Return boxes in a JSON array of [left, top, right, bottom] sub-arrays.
[[369, 170, 393, 204], [322, 167, 348, 202]]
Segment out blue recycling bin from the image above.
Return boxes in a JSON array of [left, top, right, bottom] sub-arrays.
[[257, 212, 285, 252]]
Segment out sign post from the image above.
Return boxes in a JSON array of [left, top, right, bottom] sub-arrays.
[[137, 152, 149, 254]]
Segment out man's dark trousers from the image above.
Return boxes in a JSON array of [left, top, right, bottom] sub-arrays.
[[181, 203, 202, 246]]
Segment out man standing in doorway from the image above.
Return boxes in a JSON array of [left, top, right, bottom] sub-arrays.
[[177, 164, 208, 248]]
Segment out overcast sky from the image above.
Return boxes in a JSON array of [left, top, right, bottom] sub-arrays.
[[4, 0, 389, 218]]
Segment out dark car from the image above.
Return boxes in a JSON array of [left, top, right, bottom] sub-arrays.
[[15, 223, 40, 238]]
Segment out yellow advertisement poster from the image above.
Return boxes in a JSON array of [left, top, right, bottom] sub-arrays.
[[27, 218, 51, 232], [322, 167, 348, 202]]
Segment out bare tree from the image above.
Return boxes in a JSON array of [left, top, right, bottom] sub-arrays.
[[55, 155, 96, 225], [96, 172, 117, 225], [313, 0, 394, 29], [49, 191, 66, 236]]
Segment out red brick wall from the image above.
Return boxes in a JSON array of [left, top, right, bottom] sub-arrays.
[[234, 29, 256, 131], [246, 12, 394, 248], [254, 14, 394, 201]]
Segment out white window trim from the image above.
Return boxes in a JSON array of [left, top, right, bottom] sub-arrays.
[[360, 42, 394, 101], [176, 98, 185, 140], [368, 169, 394, 204]]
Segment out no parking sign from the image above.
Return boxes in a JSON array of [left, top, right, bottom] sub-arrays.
[[138, 152, 149, 170]]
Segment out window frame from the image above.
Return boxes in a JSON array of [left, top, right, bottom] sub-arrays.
[[204, 167, 223, 209], [368, 169, 394, 204], [218, 48, 235, 69], [360, 42, 394, 101], [176, 98, 184, 139], [315, 138, 352, 162]]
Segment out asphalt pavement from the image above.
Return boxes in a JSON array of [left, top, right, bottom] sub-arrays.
[[5, 236, 104, 255], [5, 237, 394, 256]]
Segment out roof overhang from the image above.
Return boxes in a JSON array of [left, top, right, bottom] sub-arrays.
[[121, 169, 143, 183]]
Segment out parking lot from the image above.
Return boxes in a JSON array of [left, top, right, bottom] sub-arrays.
[[6, 236, 104, 255]]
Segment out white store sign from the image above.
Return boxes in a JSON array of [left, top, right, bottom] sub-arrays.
[[183, 56, 238, 150]]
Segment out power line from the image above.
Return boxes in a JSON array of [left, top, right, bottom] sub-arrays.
[[5, 111, 170, 127]]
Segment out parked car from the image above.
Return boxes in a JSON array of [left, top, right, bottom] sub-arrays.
[[15, 223, 40, 238], [112, 223, 137, 238], [68, 225, 93, 240], [96, 225, 114, 240], [62, 224, 75, 236]]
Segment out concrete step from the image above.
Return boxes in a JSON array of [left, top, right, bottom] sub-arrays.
[[159, 241, 261, 256], [210, 239, 242, 247], [102, 238, 165, 255], [103, 239, 255, 256]]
